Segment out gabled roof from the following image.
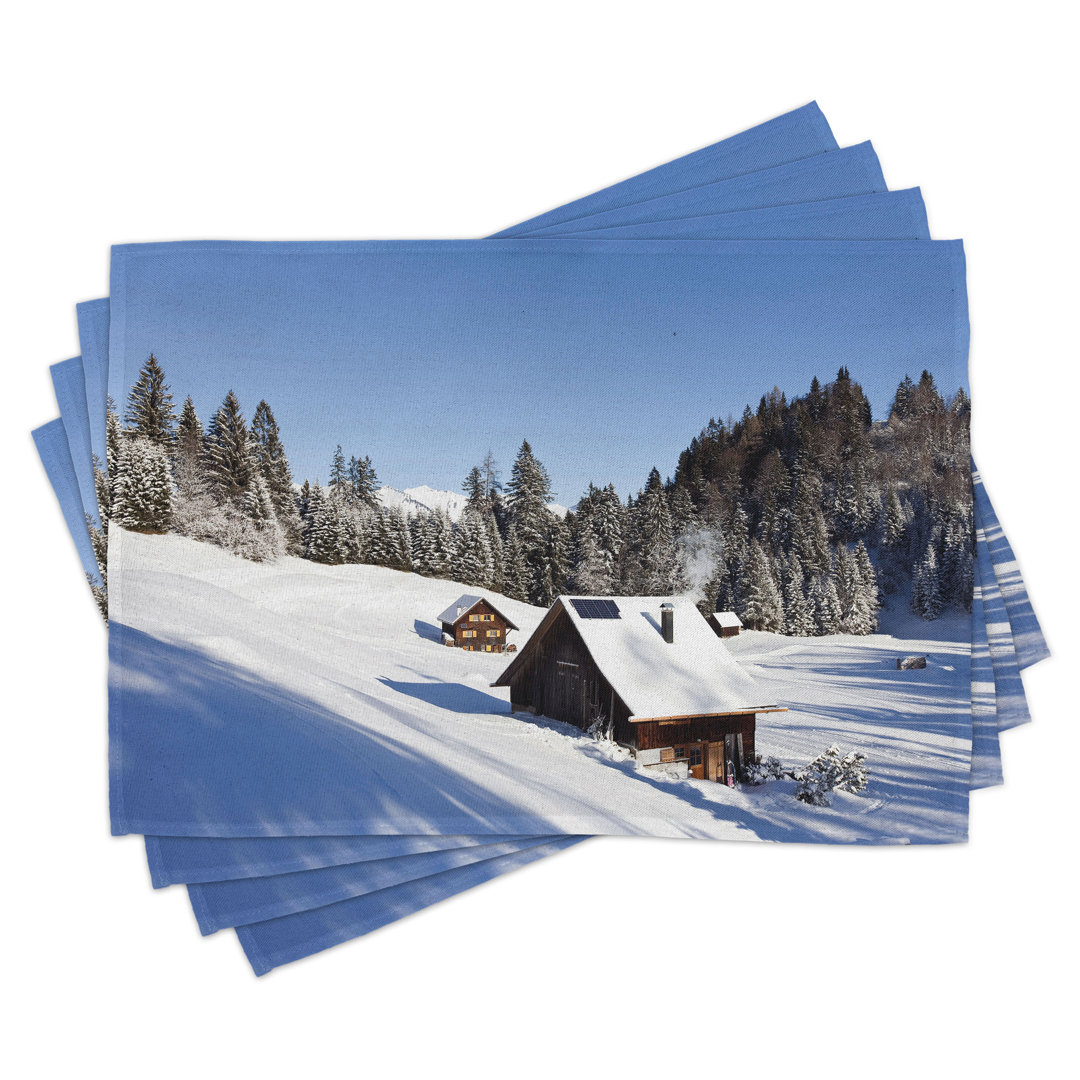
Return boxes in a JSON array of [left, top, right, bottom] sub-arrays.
[[709, 610, 743, 629], [493, 596, 777, 721], [437, 594, 519, 631]]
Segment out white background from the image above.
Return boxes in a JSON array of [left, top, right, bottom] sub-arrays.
[[2, 2, 1076, 1077]]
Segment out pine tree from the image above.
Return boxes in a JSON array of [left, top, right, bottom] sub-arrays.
[[502, 527, 530, 602], [571, 519, 614, 594], [781, 554, 814, 636], [105, 397, 123, 484], [809, 574, 842, 635], [329, 445, 349, 502], [911, 542, 943, 620], [174, 396, 206, 501], [739, 540, 784, 632], [505, 441, 555, 604], [635, 468, 684, 593], [111, 436, 174, 533], [124, 354, 176, 447], [452, 509, 488, 585], [250, 400, 295, 513], [204, 391, 255, 503], [347, 455, 379, 507]]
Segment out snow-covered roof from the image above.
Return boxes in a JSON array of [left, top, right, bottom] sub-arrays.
[[709, 611, 743, 629], [437, 594, 519, 630], [496, 596, 775, 721]]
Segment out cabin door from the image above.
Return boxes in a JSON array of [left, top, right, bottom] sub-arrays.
[[706, 741, 725, 784], [686, 743, 705, 780]]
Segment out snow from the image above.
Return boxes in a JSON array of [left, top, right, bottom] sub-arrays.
[[376, 483, 568, 522], [710, 611, 743, 629], [109, 530, 973, 844], [376, 484, 468, 520], [519, 595, 774, 719]]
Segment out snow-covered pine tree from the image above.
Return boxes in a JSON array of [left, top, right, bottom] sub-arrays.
[[105, 397, 122, 484], [571, 519, 615, 594], [501, 527, 530, 602], [854, 540, 881, 625], [244, 470, 277, 528], [348, 455, 379, 507], [739, 540, 784, 632], [92, 453, 111, 524], [379, 506, 412, 571], [173, 396, 206, 500], [808, 573, 842, 635], [111, 436, 174, 533], [634, 468, 685, 594], [838, 751, 870, 793], [451, 509, 488, 585], [250, 401, 296, 513], [794, 745, 845, 806], [124, 354, 176, 447], [911, 542, 943, 620], [329, 445, 350, 503], [781, 553, 815, 636], [484, 515, 503, 591], [940, 514, 974, 611], [504, 440, 555, 604], [204, 391, 255, 504]]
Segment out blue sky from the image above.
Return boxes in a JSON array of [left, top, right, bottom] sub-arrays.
[[114, 240, 967, 504]]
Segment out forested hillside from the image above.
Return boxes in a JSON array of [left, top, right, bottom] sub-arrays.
[[95, 358, 972, 634]]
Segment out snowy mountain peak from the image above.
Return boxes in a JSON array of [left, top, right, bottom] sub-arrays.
[[376, 484, 568, 521]]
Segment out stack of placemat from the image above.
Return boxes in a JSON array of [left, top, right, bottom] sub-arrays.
[[33, 102, 1047, 976]]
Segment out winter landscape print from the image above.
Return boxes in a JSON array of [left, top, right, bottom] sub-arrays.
[[105, 240, 974, 841]]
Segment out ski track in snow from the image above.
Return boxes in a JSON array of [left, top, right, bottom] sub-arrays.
[[110, 531, 972, 844]]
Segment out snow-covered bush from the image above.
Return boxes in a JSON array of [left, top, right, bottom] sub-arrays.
[[794, 745, 869, 805], [743, 753, 784, 785], [171, 491, 286, 563], [837, 751, 870, 793], [586, 712, 613, 743]]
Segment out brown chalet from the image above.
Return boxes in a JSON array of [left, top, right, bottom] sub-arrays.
[[438, 594, 519, 653], [492, 596, 785, 783]]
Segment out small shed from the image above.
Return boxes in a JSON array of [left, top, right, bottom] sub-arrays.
[[707, 611, 743, 638], [492, 596, 784, 783], [437, 594, 519, 653]]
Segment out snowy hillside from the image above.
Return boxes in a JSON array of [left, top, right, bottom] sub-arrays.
[[376, 484, 567, 521], [110, 530, 972, 843]]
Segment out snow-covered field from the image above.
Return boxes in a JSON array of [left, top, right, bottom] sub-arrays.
[[109, 530, 972, 843]]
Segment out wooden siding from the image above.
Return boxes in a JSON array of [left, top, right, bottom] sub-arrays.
[[443, 598, 513, 653], [507, 607, 636, 746], [636, 714, 755, 760]]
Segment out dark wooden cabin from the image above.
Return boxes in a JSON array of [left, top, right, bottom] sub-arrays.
[[707, 611, 743, 638], [492, 596, 784, 783], [438, 594, 519, 653]]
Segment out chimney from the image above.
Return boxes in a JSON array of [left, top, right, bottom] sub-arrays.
[[660, 602, 674, 644]]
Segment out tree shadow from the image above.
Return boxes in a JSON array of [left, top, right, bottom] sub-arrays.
[[109, 622, 561, 838], [377, 678, 508, 715]]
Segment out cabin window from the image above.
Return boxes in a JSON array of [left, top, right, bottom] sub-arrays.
[[469, 613, 495, 622], [486, 629, 500, 638], [462, 630, 477, 639], [688, 746, 703, 767]]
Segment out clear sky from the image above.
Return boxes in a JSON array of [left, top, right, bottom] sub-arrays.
[[113, 240, 967, 504]]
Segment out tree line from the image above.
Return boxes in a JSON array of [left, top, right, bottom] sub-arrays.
[[95, 356, 973, 633]]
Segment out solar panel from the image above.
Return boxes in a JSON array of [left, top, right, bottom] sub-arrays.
[[570, 598, 621, 619]]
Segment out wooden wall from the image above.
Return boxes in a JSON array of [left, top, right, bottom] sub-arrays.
[[507, 608, 635, 743], [446, 599, 512, 652]]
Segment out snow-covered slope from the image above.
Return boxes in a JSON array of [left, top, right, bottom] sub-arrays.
[[109, 530, 973, 843]]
